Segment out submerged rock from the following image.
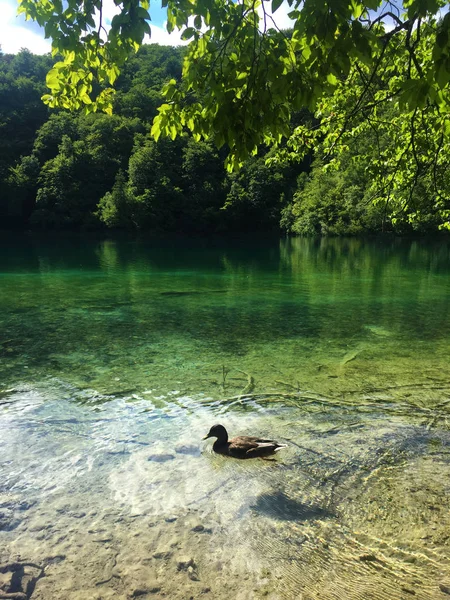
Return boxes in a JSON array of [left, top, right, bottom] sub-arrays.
[[364, 324, 392, 337], [147, 453, 175, 463], [176, 557, 200, 582], [130, 584, 161, 597], [187, 565, 199, 581], [359, 553, 377, 562], [191, 524, 212, 534], [68, 510, 86, 519], [152, 551, 172, 560], [0, 509, 20, 531], [174, 444, 200, 456], [17, 501, 35, 512], [177, 557, 195, 571]]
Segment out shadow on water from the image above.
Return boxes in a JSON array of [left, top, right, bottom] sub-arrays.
[[251, 490, 334, 522]]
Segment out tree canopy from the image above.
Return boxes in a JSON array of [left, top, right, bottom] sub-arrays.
[[1, 45, 448, 234], [2, 47, 304, 232], [11, 0, 450, 228]]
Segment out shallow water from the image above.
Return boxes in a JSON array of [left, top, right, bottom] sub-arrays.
[[1, 235, 450, 599]]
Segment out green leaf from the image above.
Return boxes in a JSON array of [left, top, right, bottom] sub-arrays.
[[436, 61, 450, 89], [137, 7, 150, 20], [444, 119, 450, 138], [151, 120, 161, 142], [169, 124, 177, 140], [271, 0, 283, 14], [302, 44, 311, 59], [326, 73, 338, 85], [351, 1, 364, 18], [436, 29, 448, 49], [181, 27, 195, 40]]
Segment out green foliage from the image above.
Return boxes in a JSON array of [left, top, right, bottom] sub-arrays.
[[282, 87, 450, 235], [222, 153, 295, 231], [279, 32, 450, 231], [181, 138, 229, 230], [32, 113, 78, 162], [0, 50, 52, 222], [14, 111, 143, 229], [286, 160, 382, 236], [96, 169, 133, 227], [17, 0, 450, 226], [113, 45, 183, 120], [116, 135, 230, 232], [126, 135, 185, 230], [18, 0, 152, 113], [153, 0, 450, 177], [2, 39, 450, 235]]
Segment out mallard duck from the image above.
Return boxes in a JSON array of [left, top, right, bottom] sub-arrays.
[[203, 424, 287, 459]]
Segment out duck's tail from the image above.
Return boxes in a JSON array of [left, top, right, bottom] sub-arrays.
[[274, 443, 288, 452]]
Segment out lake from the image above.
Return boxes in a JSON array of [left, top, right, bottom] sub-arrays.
[[1, 235, 450, 599]]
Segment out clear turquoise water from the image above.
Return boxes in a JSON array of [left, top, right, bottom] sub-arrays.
[[2, 235, 450, 399], [1, 235, 450, 599]]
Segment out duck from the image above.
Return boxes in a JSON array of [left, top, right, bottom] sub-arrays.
[[203, 424, 287, 459]]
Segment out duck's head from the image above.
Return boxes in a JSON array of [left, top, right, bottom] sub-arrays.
[[203, 424, 228, 441]]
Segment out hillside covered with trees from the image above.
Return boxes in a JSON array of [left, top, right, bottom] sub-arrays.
[[0, 45, 447, 235]]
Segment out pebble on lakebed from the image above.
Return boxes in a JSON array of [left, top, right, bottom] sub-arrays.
[[177, 557, 200, 582], [191, 524, 212, 534], [130, 584, 161, 597], [177, 557, 196, 571]]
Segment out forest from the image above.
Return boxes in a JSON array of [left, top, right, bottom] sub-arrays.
[[0, 44, 447, 235]]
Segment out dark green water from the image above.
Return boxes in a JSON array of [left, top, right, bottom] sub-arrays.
[[1, 235, 450, 600]]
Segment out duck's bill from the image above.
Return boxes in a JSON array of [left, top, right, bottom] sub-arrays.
[[202, 434, 211, 440]]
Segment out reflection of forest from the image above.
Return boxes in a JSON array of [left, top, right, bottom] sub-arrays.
[[1, 235, 450, 396], [280, 237, 450, 340]]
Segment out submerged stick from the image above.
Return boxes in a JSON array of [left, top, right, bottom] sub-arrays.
[[221, 365, 230, 392], [236, 370, 255, 395], [219, 390, 450, 427], [341, 382, 450, 395], [341, 351, 359, 365]]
